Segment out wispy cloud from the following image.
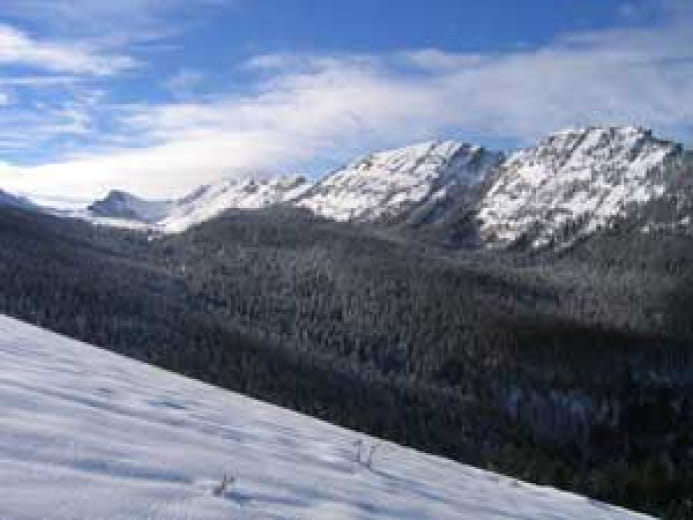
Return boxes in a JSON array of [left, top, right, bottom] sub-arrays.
[[2, 0, 234, 46], [0, 75, 79, 86], [0, 24, 136, 75], [1, 1, 692, 202], [165, 70, 207, 99], [0, 0, 232, 173]]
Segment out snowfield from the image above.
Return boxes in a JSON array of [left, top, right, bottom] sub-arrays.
[[0, 314, 655, 520]]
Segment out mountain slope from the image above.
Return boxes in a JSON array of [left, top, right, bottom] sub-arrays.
[[0, 313, 655, 520], [0, 189, 40, 211], [296, 140, 503, 223], [477, 126, 684, 248], [159, 176, 310, 233]]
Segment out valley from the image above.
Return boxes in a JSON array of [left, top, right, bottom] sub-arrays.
[[0, 126, 692, 518]]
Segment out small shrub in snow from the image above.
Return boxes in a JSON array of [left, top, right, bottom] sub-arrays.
[[213, 473, 235, 497], [353, 439, 380, 469]]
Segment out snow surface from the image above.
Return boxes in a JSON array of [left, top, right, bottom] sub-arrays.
[[296, 141, 502, 222], [0, 314, 656, 520]]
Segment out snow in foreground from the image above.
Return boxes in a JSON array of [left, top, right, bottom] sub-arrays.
[[0, 314, 655, 520]]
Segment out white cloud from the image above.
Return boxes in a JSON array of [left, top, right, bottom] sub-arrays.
[[1, 1, 692, 202], [3, 0, 228, 23], [0, 24, 136, 75], [1, 0, 234, 46], [0, 75, 79, 86], [0, 83, 113, 159], [165, 70, 206, 98], [394, 49, 486, 72]]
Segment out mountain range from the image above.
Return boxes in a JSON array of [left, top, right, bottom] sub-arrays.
[[84, 176, 310, 233], [8, 125, 688, 251]]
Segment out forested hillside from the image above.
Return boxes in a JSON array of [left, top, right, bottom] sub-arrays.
[[0, 204, 691, 518]]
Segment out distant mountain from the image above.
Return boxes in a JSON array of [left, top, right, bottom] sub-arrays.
[[88, 189, 174, 223], [81, 176, 311, 233], [477, 126, 686, 248], [293, 129, 689, 249], [4, 126, 690, 249], [295, 141, 503, 224], [0, 189, 40, 211], [158, 176, 310, 233]]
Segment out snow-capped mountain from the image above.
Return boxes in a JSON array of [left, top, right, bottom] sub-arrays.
[[159, 175, 310, 233], [0, 313, 654, 520], [82, 176, 311, 233], [3, 126, 688, 247], [296, 141, 503, 224], [88, 190, 174, 223], [477, 126, 684, 248]]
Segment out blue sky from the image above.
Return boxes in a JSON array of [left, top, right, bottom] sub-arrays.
[[0, 0, 691, 202]]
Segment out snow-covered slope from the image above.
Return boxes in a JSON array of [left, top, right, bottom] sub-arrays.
[[477, 126, 683, 248], [79, 176, 311, 233], [159, 176, 310, 233], [296, 141, 503, 223], [0, 314, 655, 520]]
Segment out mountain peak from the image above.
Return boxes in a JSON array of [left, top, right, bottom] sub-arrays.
[[548, 125, 650, 138], [158, 175, 312, 233], [0, 189, 39, 211], [478, 126, 683, 248], [88, 190, 173, 224], [296, 140, 503, 223]]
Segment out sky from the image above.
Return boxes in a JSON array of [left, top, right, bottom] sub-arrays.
[[0, 0, 692, 203]]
